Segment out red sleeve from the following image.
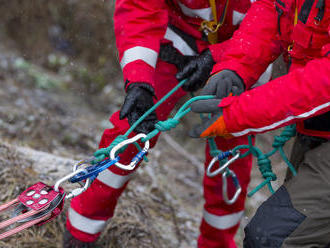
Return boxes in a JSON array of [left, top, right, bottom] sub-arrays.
[[208, 40, 231, 63], [221, 55, 330, 137], [114, 0, 169, 89], [211, 0, 284, 88]]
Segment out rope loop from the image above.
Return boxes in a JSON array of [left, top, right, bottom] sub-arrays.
[[93, 135, 127, 163]]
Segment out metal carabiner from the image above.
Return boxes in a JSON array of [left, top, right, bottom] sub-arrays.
[[110, 133, 150, 171], [222, 169, 242, 205], [206, 151, 240, 177], [53, 168, 91, 200]]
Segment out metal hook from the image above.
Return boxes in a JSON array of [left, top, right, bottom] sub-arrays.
[[222, 169, 242, 205], [53, 169, 91, 199], [110, 133, 150, 171], [207, 151, 240, 177]]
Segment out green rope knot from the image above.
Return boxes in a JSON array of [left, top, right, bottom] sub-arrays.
[[258, 155, 277, 181], [93, 135, 127, 163], [248, 155, 277, 197], [272, 125, 296, 148], [155, 119, 180, 131]]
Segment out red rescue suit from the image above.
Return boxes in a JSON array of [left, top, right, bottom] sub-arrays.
[[66, 1, 258, 247], [211, 0, 330, 139]]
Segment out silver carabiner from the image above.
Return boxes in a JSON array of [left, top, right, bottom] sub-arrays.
[[222, 169, 242, 205], [53, 168, 91, 200], [206, 151, 240, 177], [110, 133, 150, 171]]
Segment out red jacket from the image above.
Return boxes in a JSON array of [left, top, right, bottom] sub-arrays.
[[114, 0, 252, 89], [212, 0, 330, 138]]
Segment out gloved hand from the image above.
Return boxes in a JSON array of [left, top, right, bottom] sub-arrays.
[[176, 49, 215, 92], [119, 83, 157, 134], [200, 70, 245, 99], [189, 70, 245, 138]]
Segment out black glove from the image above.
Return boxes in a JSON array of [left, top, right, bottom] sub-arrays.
[[176, 49, 215, 92], [119, 83, 157, 134], [199, 70, 245, 99]]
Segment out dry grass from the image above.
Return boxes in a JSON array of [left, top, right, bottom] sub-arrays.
[[0, 143, 195, 248]]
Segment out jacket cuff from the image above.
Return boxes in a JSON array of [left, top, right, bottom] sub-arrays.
[[123, 61, 156, 90]]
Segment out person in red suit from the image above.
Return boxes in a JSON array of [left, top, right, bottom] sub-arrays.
[[63, 1, 273, 247], [189, 0, 330, 246]]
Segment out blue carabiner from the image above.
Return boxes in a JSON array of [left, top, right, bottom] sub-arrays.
[[69, 156, 120, 183], [130, 149, 148, 168]]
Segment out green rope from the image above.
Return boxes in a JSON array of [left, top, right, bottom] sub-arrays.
[[92, 78, 298, 198], [270, 125, 297, 175], [217, 126, 296, 196], [93, 79, 214, 163], [142, 95, 215, 142]]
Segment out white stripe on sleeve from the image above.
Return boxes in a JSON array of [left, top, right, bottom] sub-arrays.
[[203, 209, 244, 230], [96, 169, 134, 189], [164, 27, 197, 56], [232, 102, 330, 137], [120, 46, 158, 70], [68, 207, 107, 234]]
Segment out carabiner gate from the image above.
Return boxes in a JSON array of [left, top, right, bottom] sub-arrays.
[[110, 133, 150, 170], [53, 168, 91, 200], [222, 169, 242, 205]]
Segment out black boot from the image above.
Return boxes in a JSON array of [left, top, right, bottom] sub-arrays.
[[62, 230, 95, 248]]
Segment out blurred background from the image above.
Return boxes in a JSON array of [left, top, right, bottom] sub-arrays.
[[0, 1, 290, 247]]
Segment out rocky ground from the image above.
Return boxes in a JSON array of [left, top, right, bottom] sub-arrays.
[[0, 2, 291, 247]]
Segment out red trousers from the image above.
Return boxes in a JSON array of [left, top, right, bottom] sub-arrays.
[[66, 61, 252, 248]]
